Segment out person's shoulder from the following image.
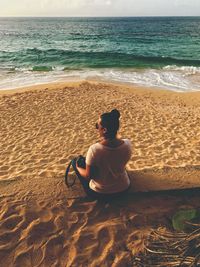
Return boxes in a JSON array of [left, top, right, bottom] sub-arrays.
[[123, 139, 131, 145], [88, 142, 102, 151], [87, 143, 103, 158], [122, 139, 132, 148], [122, 139, 132, 156]]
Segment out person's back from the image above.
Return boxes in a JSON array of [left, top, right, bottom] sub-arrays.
[[86, 139, 131, 193], [75, 109, 132, 199]]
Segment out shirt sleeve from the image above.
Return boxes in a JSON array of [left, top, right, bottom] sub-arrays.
[[86, 145, 95, 166], [126, 139, 132, 159]]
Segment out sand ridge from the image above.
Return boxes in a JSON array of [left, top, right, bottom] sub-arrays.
[[0, 81, 200, 266]]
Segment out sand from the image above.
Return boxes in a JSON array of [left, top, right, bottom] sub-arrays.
[[0, 81, 200, 266]]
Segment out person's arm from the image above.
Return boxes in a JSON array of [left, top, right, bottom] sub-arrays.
[[78, 144, 98, 180], [76, 163, 91, 181]]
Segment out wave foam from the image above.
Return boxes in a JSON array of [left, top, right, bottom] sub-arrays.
[[163, 65, 200, 75], [0, 67, 200, 92], [86, 68, 200, 92]]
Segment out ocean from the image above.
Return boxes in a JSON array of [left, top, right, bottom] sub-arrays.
[[1, 17, 200, 91]]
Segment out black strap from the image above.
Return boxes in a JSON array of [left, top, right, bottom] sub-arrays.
[[64, 156, 86, 188], [64, 160, 76, 188]]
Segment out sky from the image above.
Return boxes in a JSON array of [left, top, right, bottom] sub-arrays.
[[0, 0, 200, 17]]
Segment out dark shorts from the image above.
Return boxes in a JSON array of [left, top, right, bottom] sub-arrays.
[[71, 159, 130, 200]]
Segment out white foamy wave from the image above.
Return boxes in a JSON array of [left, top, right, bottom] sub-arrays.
[[82, 68, 200, 92], [0, 67, 200, 92], [163, 65, 200, 76], [14, 66, 66, 72], [0, 70, 74, 90]]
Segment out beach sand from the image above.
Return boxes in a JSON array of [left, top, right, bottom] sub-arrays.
[[0, 81, 200, 266]]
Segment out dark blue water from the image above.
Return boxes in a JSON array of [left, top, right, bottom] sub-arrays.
[[0, 17, 200, 91]]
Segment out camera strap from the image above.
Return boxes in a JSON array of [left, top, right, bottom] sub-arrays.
[[64, 158, 77, 188], [64, 156, 86, 188]]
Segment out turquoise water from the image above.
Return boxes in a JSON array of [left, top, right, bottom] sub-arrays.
[[1, 17, 200, 91]]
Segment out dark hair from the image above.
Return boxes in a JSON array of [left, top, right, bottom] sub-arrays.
[[100, 109, 120, 139]]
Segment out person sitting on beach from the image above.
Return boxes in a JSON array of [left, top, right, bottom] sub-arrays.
[[73, 109, 132, 199]]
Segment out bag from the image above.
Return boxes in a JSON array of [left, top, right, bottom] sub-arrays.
[[64, 155, 86, 187]]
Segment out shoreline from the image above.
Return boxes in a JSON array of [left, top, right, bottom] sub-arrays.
[[1, 78, 200, 95], [1, 79, 200, 109], [1, 65, 200, 93]]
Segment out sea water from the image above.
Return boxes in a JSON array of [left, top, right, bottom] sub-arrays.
[[1, 17, 200, 91]]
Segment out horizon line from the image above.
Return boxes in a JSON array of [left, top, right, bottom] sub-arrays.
[[0, 15, 200, 18]]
